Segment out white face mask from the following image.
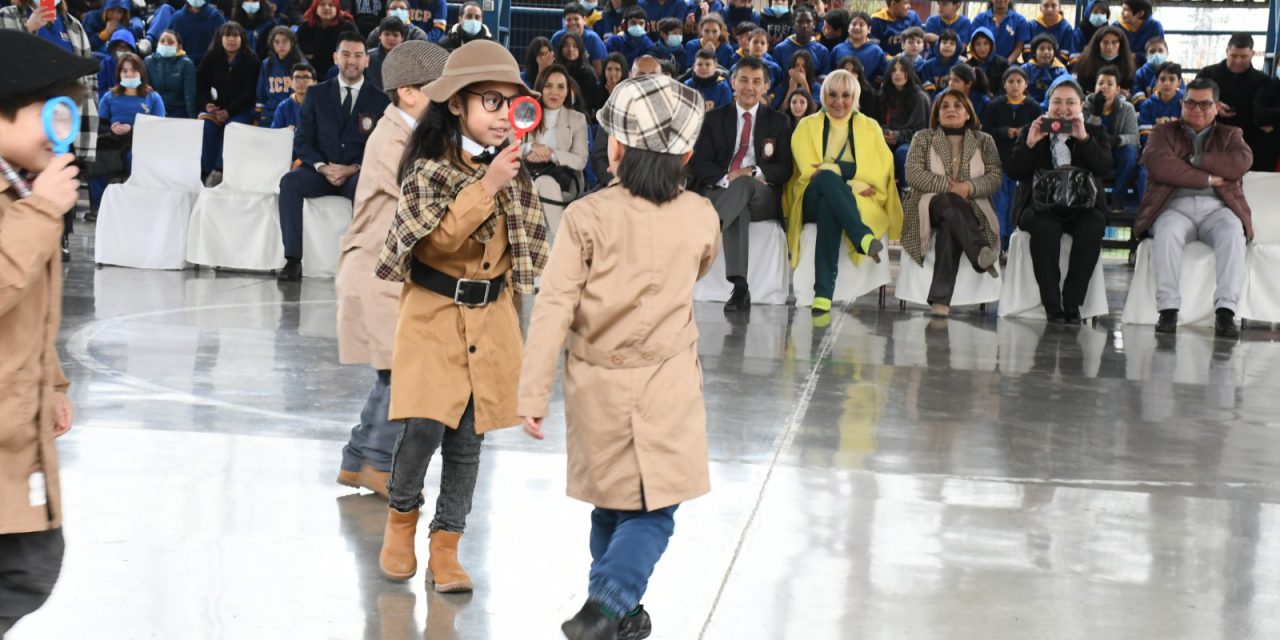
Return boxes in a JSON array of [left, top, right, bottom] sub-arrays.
[[461, 18, 481, 35], [156, 43, 178, 57], [189, 0, 206, 9], [1089, 14, 1107, 27], [120, 77, 142, 89], [390, 8, 410, 23], [242, 2, 259, 14]]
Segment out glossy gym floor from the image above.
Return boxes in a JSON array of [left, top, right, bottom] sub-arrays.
[[10, 234, 1280, 640]]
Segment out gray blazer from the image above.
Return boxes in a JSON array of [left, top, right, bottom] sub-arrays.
[[1083, 93, 1139, 148]]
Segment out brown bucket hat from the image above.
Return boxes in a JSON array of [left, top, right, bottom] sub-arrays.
[[422, 40, 538, 103]]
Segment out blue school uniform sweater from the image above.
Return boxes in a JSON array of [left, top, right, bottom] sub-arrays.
[[641, 0, 691, 31], [772, 35, 832, 76], [1027, 14, 1076, 57], [869, 7, 922, 56], [920, 54, 961, 94], [98, 90, 167, 124], [830, 40, 889, 85], [606, 31, 655, 66], [1116, 18, 1164, 66], [647, 42, 690, 74], [683, 40, 738, 70], [83, 0, 146, 53], [168, 4, 227, 66], [406, 0, 447, 38], [1132, 60, 1162, 102], [972, 8, 1029, 61], [1022, 60, 1067, 103], [256, 55, 295, 126], [272, 95, 304, 129], [924, 14, 972, 53], [1137, 90, 1183, 144], [723, 6, 759, 31], [685, 75, 733, 111]]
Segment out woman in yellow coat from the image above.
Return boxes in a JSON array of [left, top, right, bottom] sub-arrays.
[[784, 69, 904, 315]]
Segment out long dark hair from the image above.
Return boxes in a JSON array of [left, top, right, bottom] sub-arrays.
[[835, 55, 875, 107], [525, 37, 553, 80], [790, 49, 817, 89], [207, 21, 257, 64], [533, 64, 585, 126], [784, 87, 816, 125], [265, 25, 302, 65], [111, 53, 153, 96], [557, 32, 590, 72], [617, 148, 685, 205], [1076, 26, 1135, 90], [928, 89, 980, 130], [881, 55, 923, 115], [398, 87, 533, 184], [234, 0, 276, 24]]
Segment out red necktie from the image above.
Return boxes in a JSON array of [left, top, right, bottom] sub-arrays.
[[729, 111, 752, 172]]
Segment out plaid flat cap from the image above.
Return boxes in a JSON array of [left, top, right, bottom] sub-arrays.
[[597, 75, 705, 156], [383, 41, 449, 92]]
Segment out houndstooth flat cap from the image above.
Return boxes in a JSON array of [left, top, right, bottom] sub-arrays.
[[596, 75, 705, 155]]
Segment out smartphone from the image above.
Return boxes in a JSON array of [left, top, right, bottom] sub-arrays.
[[1040, 118, 1074, 135], [39, 0, 55, 17]]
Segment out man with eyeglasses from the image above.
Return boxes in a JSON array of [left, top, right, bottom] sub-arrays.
[[1135, 77, 1253, 338], [276, 32, 390, 281], [1195, 33, 1273, 172]]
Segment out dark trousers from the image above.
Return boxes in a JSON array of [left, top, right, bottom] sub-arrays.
[[707, 176, 779, 281], [386, 399, 484, 533], [0, 529, 65, 636], [927, 193, 989, 305], [587, 505, 678, 617], [200, 110, 255, 176], [341, 369, 398, 473], [805, 171, 875, 301], [278, 165, 360, 259], [1022, 208, 1106, 311]]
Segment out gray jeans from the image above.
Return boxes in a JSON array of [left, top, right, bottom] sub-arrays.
[[0, 529, 64, 636], [386, 399, 484, 533], [1151, 195, 1246, 313], [708, 176, 780, 281], [341, 369, 398, 473]]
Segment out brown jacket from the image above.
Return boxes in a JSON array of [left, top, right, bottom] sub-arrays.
[[518, 186, 721, 511], [336, 105, 412, 370], [388, 180, 523, 434], [1136, 122, 1254, 240], [0, 181, 69, 534], [901, 128, 1002, 264]]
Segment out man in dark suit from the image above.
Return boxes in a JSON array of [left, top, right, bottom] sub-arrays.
[[689, 56, 793, 311], [277, 32, 391, 281]]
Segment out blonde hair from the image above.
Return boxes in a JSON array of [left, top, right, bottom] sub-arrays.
[[821, 70, 862, 112]]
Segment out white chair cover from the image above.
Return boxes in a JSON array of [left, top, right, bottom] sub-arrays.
[[95, 115, 204, 269], [1240, 172, 1280, 323], [998, 230, 1109, 319], [186, 125, 294, 271], [692, 221, 790, 305], [791, 224, 890, 307], [1122, 238, 1220, 326], [301, 196, 353, 278], [894, 232, 1002, 309]]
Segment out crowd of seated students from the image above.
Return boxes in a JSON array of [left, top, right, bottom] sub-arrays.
[[5, 0, 1276, 328]]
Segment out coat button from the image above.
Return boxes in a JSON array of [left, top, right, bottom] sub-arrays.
[[611, 355, 623, 365], [469, 345, 477, 354], [483, 262, 490, 270]]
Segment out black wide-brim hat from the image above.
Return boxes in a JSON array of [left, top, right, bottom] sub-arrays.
[[0, 30, 101, 101]]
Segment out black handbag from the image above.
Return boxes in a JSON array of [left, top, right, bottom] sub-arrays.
[[1031, 165, 1098, 221], [525, 162, 582, 205], [86, 132, 131, 178]]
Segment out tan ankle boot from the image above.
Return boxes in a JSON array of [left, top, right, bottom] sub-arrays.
[[336, 464, 390, 499], [427, 530, 473, 593], [379, 508, 419, 581]]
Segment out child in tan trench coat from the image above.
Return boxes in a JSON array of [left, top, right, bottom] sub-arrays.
[[518, 74, 721, 640]]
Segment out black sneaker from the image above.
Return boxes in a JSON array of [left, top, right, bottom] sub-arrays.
[[1061, 306, 1081, 325], [1215, 308, 1239, 339], [277, 258, 302, 282], [561, 601, 618, 640], [1155, 309, 1178, 334], [618, 606, 652, 640]]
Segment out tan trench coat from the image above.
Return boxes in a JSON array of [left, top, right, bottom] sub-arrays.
[[336, 105, 412, 370], [0, 181, 68, 534], [388, 180, 523, 434], [518, 186, 721, 511]]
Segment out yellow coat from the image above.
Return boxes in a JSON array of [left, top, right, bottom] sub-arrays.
[[783, 111, 904, 269]]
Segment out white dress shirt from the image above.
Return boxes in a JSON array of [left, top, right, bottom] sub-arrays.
[[717, 101, 762, 189]]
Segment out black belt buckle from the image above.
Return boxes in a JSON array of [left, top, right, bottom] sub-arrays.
[[454, 278, 492, 307]]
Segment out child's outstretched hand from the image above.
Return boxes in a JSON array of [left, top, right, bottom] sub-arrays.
[[480, 144, 522, 196], [521, 416, 545, 440]]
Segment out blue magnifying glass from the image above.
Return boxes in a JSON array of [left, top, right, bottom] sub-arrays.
[[42, 96, 81, 154]]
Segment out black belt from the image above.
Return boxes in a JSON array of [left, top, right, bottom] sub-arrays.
[[409, 259, 505, 307]]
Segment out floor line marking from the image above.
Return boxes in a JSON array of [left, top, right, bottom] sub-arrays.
[[698, 307, 847, 639]]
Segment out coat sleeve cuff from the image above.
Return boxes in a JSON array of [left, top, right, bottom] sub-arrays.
[[517, 395, 550, 418]]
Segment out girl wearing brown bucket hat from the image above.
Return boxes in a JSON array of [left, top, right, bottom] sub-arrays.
[[518, 73, 721, 640], [372, 39, 549, 594]]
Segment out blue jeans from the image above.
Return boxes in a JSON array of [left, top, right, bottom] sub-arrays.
[[341, 369, 398, 473], [588, 505, 679, 617], [200, 109, 255, 176], [992, 175, 1018, 251], [892, 142, 909, 189], [1112, 144, 1138, 206]]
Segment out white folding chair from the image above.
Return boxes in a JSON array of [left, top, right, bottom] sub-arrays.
[[95, 115, 203, 269], [1122, 236, 1226, 326], [186, 124, 294, 271], [1240, 172, 1280, 323], [894, 232, 1002, 310], [301, 196, 353, 278], [692, 221, 790, 305], [998, 230, 1109, 320], [791, 224, 890, 307]]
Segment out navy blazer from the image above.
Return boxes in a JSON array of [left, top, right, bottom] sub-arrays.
[[689, 102, 793, 192], [295, 78, 391, 168]]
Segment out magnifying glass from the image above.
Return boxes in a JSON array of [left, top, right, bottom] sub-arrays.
[[509, 96, 543, 142], [42, 97, 81, 155]]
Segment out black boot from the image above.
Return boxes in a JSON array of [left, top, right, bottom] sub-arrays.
[[1155, 309, 1178, 334], [1061, 305, 1081, 325], [617, 605, 652, 640], [724, 279, 751, 313], [561, 601, 618, 640], [1215, 308, 1239, 339], [277, 257, 302, 282], [1044, 303, 1064, 323]]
